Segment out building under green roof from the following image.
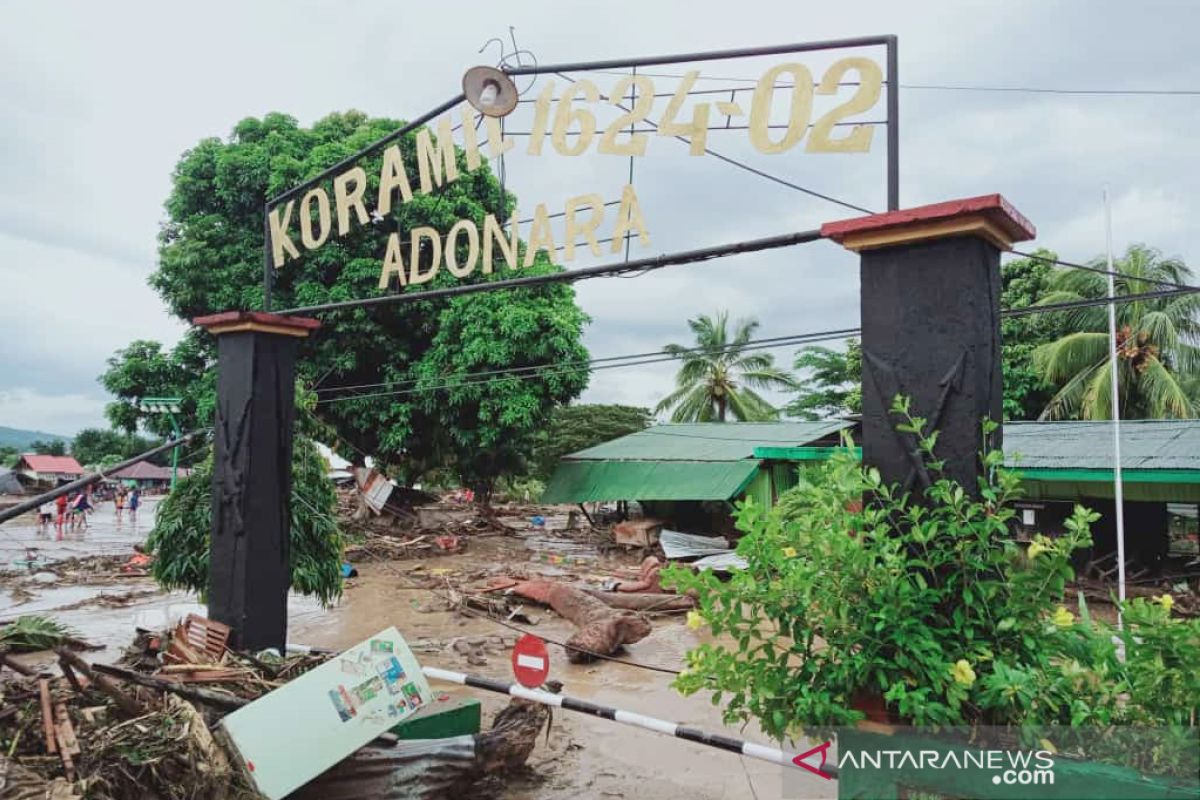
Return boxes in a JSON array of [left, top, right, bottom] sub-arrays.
[[541, 420, 853, 507], [1006, 420, 1200, 503]]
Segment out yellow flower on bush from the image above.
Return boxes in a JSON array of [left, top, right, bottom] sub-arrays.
[[951, 659, 976, 686], [1154, 594, 1174, 613], [1051, 606, 1074, 628], [686, 610, 707, 631], [782, 546, 797, 558], [1027, 539, 1048, 560]]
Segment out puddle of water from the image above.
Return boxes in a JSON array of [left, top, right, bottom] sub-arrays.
[[1, 528, 826, 798], [290, 537, 829, 800], [0, 498, 162, 565]]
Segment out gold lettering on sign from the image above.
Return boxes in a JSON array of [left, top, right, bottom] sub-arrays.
[[749, 63, 814, 155], [269, 200, 301, 268], [563, 193, 605, 260], [610, 184, 649, 253], [806, 57, 883, 153], [408, 227, 442, 285], [460, 109, 483, 171], [300, 188, 331, 250], [485, 116, 514, 158], [524, 203, 557, 267], [378, 233, 407, 288], [483, 213, 519, 273], [415, 118, 459, 195], [334, 167, 369, 236], [377, 144, 413, 216], [445, 219, 480, 278]]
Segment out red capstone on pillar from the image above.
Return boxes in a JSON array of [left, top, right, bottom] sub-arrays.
[[821, 194, 1035, 497]]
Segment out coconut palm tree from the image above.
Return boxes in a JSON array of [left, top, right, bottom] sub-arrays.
[[1033, 244, 1200, 420], [655, 312, 798, 422]]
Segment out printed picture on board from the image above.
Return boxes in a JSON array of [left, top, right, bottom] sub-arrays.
[[377, 655, 406, 692], [401, 682, 424, 710], [354, 676, 384, 704], [329, 686, 356, 722]]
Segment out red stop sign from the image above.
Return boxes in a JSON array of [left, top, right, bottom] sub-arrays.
[[511, 634, 549, 688]]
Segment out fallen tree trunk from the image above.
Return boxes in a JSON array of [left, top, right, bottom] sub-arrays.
[[581, 589, 694, 612], [511, 581, 651, 662], [90, 662, 247, 712], [55, 648, 145, 717]]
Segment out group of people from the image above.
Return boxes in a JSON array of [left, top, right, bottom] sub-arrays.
[[36, 486, 140, 531]]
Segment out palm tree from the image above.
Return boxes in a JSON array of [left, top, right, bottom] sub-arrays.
[[655, 312, 798, 422], [1033, 244, 1200, 420]]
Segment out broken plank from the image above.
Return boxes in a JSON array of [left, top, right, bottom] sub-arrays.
[[38, 678, 57, 755]]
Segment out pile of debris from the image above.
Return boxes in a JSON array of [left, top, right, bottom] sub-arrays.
[[0, 613, 552, 799]]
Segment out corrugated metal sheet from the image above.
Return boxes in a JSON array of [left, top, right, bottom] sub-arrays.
[[1004, 420, 1200, 471], [566, 421, 852, 462], [541, 460, 759, 503]]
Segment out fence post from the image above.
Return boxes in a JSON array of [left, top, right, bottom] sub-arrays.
[[822, 195, 1036, 495], [193, 311, 321, 651]]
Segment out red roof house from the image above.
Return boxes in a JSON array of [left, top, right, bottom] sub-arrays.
[[14, 454, 84, 483]]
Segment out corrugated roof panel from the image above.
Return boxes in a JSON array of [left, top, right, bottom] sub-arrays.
[[566, 420, 852, 463], [1004, 420, 1200, 471], [541, 460, 760, 504]]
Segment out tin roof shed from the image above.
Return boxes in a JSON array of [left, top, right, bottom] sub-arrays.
[[541, 420, 852, 504]]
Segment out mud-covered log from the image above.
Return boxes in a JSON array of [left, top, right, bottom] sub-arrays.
[[512, 581, 651, 662]]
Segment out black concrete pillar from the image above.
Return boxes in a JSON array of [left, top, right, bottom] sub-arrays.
[[822, 195, 1036, 496], [194, 311, 320, 651]]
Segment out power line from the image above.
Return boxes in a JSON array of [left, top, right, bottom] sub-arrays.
[[1005, 285, 1199, 318], [315, 328, 861, 395], [1008, 249, 1197, 292], [312, 286, 1200, 406], [589, 68, 1200, 96], [314, 329, 857, 405], [276, 228, 824, 316], [553, 70, 873, 215]]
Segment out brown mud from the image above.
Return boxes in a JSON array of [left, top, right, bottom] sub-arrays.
[[1, 504, 827, 799]]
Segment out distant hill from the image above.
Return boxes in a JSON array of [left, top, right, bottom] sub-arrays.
[[0, 425, 72, 451]]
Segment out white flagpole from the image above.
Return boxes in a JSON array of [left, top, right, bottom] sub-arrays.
[[1104, 186, 1128, 631]]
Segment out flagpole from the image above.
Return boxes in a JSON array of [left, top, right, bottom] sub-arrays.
[[1104, 186, 1128, 631]]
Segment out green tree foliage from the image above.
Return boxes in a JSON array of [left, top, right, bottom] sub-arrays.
[[527, 404, 653, 481], [786, 339, 861, 420], [146, 436, 343, 606], [100, 336, 213, 437], [1000, 250, 1068, 420], [0, 445, 20, 468], [1034, 244, 1199, 419], [103, 111, 589, 490], [29, 440, 67, 456], [71, 428, 165, 467], [656, 312, 797, 422]]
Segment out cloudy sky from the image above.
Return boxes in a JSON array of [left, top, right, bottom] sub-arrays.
[[2, 1, 1198, 436]]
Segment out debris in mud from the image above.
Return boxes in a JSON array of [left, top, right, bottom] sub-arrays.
[[0, 616, 97, 654], [1, 617, 552, 800], [508, 582, 651, 663]]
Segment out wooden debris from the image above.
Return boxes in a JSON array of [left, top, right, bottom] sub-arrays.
[[38, 678, 56, 755], [92, 663, 248, 711], [53, 703, 79, 780], [0, 646, 40, 677], [54, 648, 145, 717]]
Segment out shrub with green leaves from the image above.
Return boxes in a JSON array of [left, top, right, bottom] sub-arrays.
[[147, 436, 344, 607], [667, 396, 1198, 770]]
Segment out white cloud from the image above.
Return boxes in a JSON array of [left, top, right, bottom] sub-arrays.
[[0, 388, 106, 436], [1, 0, 1197, 433]]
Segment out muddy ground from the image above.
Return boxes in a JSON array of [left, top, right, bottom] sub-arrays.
[[0, 501, 831, 799]]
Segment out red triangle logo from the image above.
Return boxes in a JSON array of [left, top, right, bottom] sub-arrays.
[[792, 741, 833, 780]]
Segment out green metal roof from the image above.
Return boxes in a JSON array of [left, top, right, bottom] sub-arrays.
[[1004, 420, 1200, 472], [540, 460, 760, 504], [564, 421, 852, 463]]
